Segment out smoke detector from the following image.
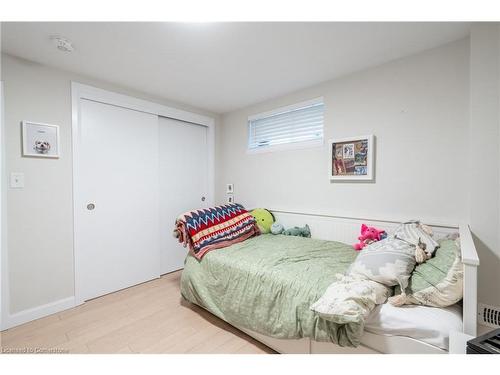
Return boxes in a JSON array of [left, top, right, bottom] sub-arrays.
[[50, 36, 74, 53]]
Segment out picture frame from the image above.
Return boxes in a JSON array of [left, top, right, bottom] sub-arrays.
[[22, 121, 60, 158], [329, 135, 374, 181]]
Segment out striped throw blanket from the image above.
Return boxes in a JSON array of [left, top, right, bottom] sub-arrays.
[[174, 203, 260, 260]]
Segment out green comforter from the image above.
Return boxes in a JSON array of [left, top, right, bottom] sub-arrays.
[[180, 234, 362, 347]]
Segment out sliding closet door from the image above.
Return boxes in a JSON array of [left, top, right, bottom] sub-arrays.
[[159, 117, 208, 274], [77, 99, 160, 301]]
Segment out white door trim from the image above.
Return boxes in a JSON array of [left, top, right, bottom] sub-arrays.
[[0, 81, 8, 330], [71, 82, 215, 306]]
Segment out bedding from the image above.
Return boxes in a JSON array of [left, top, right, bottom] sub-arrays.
[[394, 238, 463, 307], [174, 203, 260, 260], [348, 237, 417, 293], [393, 221, 440, 257], [310, 235, 424, 326], [181, 234, 365, 347], [309, 274, 391, 325]]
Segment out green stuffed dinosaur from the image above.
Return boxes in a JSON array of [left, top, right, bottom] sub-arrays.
[[250, 208, 275, 234]]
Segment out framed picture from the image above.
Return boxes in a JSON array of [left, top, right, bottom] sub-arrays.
[[22, 121, 60, 158], [329, 135, 374, 181]]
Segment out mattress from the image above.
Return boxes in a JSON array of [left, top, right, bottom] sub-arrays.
[[364, 303, 463, 350]]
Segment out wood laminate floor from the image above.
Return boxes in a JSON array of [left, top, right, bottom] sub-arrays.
[[0, 271, 275, 354]]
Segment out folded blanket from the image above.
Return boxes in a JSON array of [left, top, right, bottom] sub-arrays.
[[310, 274, 392, 330], [174, 203, 260, 260]]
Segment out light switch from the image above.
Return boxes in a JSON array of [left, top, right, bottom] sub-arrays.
[[10, 172, 25, 189]]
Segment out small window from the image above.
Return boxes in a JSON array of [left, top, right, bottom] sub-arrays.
[[247, 98, 324, 152]]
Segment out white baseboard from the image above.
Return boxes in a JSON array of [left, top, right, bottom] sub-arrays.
[[1, 296, 76, 331]]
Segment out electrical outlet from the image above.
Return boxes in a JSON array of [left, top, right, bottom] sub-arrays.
[[227, 194, 234, 204], [226, 183, 234, 194]]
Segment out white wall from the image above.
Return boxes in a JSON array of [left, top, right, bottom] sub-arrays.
[[468, 24, 500, 307], [217, 35, 500, 308], [1, 53, 219, 317], [217, 39, 469, 226]]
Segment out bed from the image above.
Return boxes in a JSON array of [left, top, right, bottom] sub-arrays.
[[180, 210, 479, 354]]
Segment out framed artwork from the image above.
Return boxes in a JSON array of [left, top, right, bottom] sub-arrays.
[[329, 135, 374, 181], [22, 121, 60, 158]]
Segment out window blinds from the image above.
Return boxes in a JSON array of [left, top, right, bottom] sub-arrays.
[[248, 101, 324, 150]]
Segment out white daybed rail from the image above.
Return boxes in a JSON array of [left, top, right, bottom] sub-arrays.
[[229, 209, 480, 354], [458, 222, 480, 337]]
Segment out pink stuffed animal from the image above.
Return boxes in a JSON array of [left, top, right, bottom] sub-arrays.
[[353, 224, 386, 251]]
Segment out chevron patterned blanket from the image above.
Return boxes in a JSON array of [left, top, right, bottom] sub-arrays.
[[174, 203, 260, 260]]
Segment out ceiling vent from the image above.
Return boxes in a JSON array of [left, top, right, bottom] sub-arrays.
[[50, 36, 74, 53], [478, 303, 500, 328]]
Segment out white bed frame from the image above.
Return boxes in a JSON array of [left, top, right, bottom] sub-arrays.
[[216, 209, 480, 354]]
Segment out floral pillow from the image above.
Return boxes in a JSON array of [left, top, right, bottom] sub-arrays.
[[393, 221, 440, 257], [394, 238, 463, 307]]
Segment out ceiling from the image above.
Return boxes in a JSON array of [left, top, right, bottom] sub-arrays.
[[1, 22, 470, 114]]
